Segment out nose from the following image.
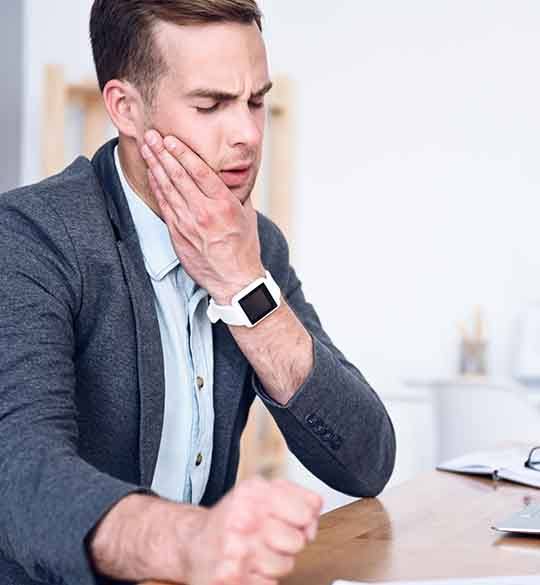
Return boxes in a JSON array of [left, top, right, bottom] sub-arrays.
[[227, 103, 263, 151]]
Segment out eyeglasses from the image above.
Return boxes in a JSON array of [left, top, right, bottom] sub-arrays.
[[524, 446, 540, 471]]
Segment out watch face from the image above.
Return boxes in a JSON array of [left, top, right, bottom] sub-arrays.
[[239, 283, 278, 325]]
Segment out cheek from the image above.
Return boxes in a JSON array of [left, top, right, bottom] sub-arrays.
[[152, 109, 223, 170], [149, 107, 189, 144], [183, 130, 222, 171]]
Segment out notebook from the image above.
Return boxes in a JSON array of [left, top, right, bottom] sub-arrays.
[[436, 447, 540, 489]]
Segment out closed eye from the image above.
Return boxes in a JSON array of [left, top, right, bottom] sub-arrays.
[[196, 99, 265, 114], [196, 103, 220, 114]]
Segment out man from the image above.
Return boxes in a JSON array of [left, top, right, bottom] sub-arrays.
[[0, 1, 396, 584]]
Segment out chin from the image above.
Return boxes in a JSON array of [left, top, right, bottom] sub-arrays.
[[239, 191, 253, 205], [231, 181, 257, 205]]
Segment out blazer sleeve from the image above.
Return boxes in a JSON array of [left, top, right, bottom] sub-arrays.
[[0, 194, 149, 585], [253, 218, 396, 498]]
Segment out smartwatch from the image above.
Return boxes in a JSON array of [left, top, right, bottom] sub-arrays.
[[207, 270, 281, 328]]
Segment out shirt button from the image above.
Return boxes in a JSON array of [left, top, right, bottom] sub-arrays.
[[196, 376, 204, 391], [195, 452, 203, 467]]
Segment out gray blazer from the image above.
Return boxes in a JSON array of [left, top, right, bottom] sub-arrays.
[[0, 139, 395, 585]]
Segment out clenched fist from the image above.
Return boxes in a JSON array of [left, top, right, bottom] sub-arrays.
[[89, 477, 322, 585], [185, 477, 322, 585]]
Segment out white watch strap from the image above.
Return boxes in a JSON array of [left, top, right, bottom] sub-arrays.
[[207, 271, 281, 327], [207, 300, 250, 326]]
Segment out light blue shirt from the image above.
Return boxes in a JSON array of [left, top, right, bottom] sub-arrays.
[[114, 147, 214, 504]]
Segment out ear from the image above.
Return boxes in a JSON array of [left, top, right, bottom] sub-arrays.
[[102, 79, 145, 143]]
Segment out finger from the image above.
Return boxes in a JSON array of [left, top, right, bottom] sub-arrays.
[[304, 516, 320, 543], [147, 168, 181, 224], [272, 479, 323, 513], [144, 131, 209, 213], [243, 196, 259, 222], [142, 133, 204, 221], [141, 140, 194, 215], [240, 478, 314, 530], [238, 477, 320, 530], [228, 496, 261, 534], [261, 516, 307, 555], [265, 481, 322, 529], [249, 543, 295, 580], [218, 565, 278, 585], [147, 170, 194, 253], [215, 559, 248, 585], [246, 574, 278, 585], [162, 134, 230, 200], [244, 196, 255, 211]]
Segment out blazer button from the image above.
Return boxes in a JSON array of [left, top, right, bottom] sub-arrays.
[[322, 431, 334, 443], [195, 452, 203, 466], [196, 376, 205, 391], [306, 413, 318, 426], [330, 436, 343, 451], [313, 424, 327, 436]]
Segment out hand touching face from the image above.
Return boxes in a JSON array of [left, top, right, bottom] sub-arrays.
[[141, 129, 265, 304]]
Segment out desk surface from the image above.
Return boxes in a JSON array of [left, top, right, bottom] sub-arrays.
[[146, 471, 540, 585], [284, 471, 540, 584]]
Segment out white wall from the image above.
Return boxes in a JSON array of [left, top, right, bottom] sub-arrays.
[[0, 3, 23, 192], [262, 0, 540, 398], [21, 0, 94, 184]]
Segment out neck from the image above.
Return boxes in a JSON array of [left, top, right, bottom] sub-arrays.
[[117, 135, 162, 217]]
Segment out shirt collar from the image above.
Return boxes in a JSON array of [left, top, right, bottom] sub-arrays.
[[114, 146, 179, 281]]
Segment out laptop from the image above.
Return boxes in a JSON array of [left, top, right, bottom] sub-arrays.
[[492, 502, 540, 534]]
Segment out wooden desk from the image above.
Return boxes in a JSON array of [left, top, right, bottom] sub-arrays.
[[145, 471, 540, 584]]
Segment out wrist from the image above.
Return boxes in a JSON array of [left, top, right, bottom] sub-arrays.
[[180, 506, 210, 584], [211, 267, 266, 305], [89, 493, 157, 580], [138, 498, 207, 584], [88, 493, 206, 584]]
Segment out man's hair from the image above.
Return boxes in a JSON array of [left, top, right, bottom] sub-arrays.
[[90, 0, 263, 105]]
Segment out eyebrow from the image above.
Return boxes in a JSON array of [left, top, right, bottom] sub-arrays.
[[186, 81, 273, 101]]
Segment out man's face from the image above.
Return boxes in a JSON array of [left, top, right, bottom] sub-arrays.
[[146, 20, 270, 203]]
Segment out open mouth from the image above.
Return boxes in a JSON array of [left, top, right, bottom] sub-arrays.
[[220, 165, 252, 187]]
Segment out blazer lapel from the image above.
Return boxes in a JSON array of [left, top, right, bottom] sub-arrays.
[[92, 139, 165, 487]]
